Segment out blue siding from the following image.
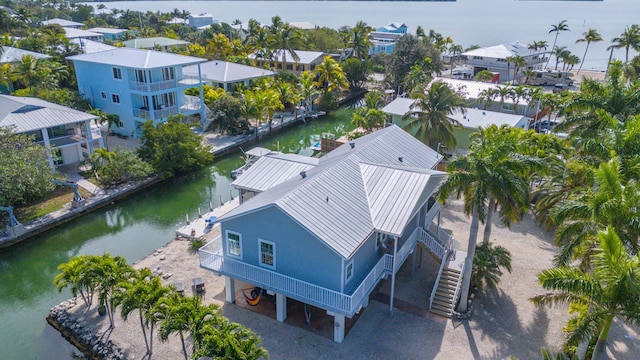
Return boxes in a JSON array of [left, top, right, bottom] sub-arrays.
[[344, 232, 381, 294], [221, 206, 343, 292], [74, 62, 135, 136]]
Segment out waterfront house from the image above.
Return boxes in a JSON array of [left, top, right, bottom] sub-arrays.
[[86, 27, 129, 42], [0, 47, 51, 93], [184, 60, 277, 91], [42, 18, 83, 28], [289, 22, 316, 30], [382, 98, 529, 151], [369, 31, 403, 55], [461, 42, 547, 83], [188, 13, 216, 28], [376, 22, 408, 34], [249, 49, 325, 74], [430, 77, 534, 116], [200, 125, 461, 342], [0, 94, 103, 169], [123, 37, 190, 51], [68, 48, 206, 138], [63, 27, 103, 42]]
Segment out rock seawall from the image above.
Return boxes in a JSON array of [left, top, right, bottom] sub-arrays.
[[46, 300, 125, 360]]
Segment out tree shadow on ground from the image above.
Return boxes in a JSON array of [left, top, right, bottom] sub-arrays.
[[470, 288, 551, 359]]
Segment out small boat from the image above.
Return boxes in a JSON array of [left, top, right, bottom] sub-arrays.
[[310, 141, 321, 151], [231, 147, 273, 180]]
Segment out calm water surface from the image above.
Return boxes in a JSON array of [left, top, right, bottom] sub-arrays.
[[89, 0, 640, 70], [0, 109, 355, 359]]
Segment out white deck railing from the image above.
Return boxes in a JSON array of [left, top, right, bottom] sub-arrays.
[[129, 79, 177, 92], [424, 202, 442, 225], [199, 238, 394, 317], [418, 228, 447, 260], [429, 249, 449, 309], [428, 222, 454, 250]]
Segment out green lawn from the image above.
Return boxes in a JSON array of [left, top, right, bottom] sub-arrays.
[[13, 187, 93, 223]]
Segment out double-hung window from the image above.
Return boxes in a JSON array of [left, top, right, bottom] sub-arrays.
[[111, 94, 120, 104], [259, 239, 275, 268], [112, 67, 122, 80], [345, 261, 353, 283], [226, 231, 242, 258]]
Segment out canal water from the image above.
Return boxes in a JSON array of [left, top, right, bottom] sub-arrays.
[[0, 108, 355, 359]]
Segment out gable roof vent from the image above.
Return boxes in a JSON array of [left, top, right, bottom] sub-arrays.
[[349, 142, 355, 149], [398, 156, 403, 163], [300, 171, 307, 179]]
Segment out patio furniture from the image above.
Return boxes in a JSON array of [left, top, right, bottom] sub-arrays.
[[175, 282, 184, 296], [193, 277, 205, 293]]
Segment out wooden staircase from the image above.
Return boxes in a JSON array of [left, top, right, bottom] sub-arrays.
[[429, 267, 461, 317]]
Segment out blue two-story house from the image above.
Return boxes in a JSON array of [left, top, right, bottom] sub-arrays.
[[369, 22, 407, 55], [199, 125, 461, 343], [68, 48, 206, 137]]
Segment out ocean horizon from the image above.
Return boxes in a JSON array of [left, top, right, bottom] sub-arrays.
[[86, 0, 640, 71]]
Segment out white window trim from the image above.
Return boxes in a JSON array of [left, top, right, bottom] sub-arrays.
[[112, 67, 123, 80], [111, 93, 120, 104], [100, 91, 107, 99], [258, 239, 276, 269], [226, 230, 242, 259], [345, 260, 354, 283]]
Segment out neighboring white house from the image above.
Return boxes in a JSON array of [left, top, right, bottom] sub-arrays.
[[289, 22, 316, 30], [42, 18, 84, 28], [382, 98, 530, 151], [123, 37, 190, 51], [0, 95, 103, 169], [461, 42, 547, 82], [248, 49, 325, 74], [63, 27, 103, 42], [0, 47, 51, 93], [184, 60, 277, 91], [431, 77, 534, 116], [71, 39, 117, 54]]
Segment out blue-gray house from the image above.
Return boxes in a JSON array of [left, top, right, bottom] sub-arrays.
[[199, 125, 461, 342]]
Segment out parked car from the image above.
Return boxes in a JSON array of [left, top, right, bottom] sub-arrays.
[[552, 83, 569, 93]]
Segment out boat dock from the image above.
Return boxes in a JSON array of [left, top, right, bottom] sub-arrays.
[[175, 198, 240, 239]]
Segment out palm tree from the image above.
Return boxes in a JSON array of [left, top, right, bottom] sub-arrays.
[[12, 54, 41, 91], [0, 63, 14, 93], [313, 56, 349, 94], [547, 20, 570, 68], [511, 56, 527, 84], [298, 71, 318, 117], [531, 226, 640, 360], [274, 24, 304, 71], [401, 81, 466, 149], [575, 28, 603, 74], [472, 241, 512, 293], [474, 70, 495, 83], [477, 88, 497, 110], [196, 319, 268, 360], [496, 85, 514, 109], [438, 126, 538, 313], [112, 268, 170, 358], [552, 46, 569, 70], [351, 90, 385, 131], [153, 293, 192, 360], [91, 254, 134, 329], [53, 255, 95, 307], [347, 20, 372, 59], [609, 24, 640, 63], [403, 64, 431, 94]]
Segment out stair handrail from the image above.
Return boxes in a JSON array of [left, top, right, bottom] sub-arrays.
[[450, 262, 465, 314], [429, 249, 449, 310]]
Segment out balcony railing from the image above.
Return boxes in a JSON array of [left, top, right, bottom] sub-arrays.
[[200, 237, 394, 317], [178, 75, 202, 87], [180, 95, 202, 113], [133, 108, 150, 119], [129, 79, 177, 92], [428, 222, 455, 250], [154, 106, 178, 119]]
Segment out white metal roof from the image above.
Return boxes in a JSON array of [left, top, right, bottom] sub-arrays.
[[86, 27, 127, 35], [381, 97, 416, 116], [462, 42, 545, 59], [232, 153, 319, 192], [289, 22, 316, 30], [67, 48, 205, 69], [449, 108, 528, 129], [218, 125, 445, 259], [433, 77, 526, 105], [184, 60, 276, 83], [42, 18, 83, 27], [190, 13, 213, 19], [0, 46, 50, 64], [0, 95, 97, 133], [71, 39, 117, 54], [122, 37, 190, 49], [249, 49, 325, 65], [63, 27, 102, 40]]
